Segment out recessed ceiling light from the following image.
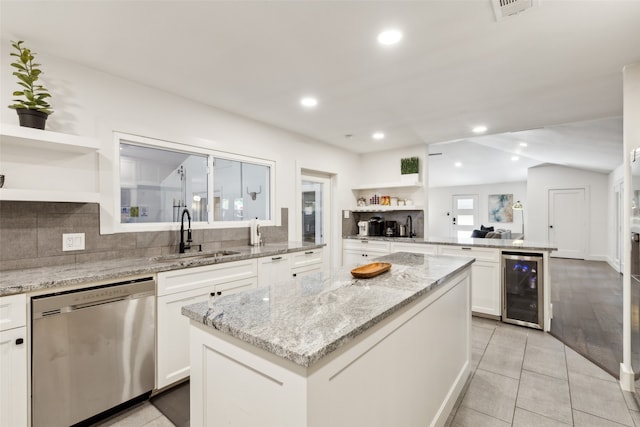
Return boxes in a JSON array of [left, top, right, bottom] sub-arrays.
[[377, 29, 403, 45], [300, 97, 318, 108], [511, 156, 519, 161], [455, 162, 462, 168], [372, 132, 385, 140], [472, 125, 487, 134], [519, 142, 528, 147]]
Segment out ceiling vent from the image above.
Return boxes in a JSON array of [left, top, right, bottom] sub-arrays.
[[492, 0, 539, 21]]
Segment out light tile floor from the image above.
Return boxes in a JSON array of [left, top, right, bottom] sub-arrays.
[[99, 317, 638, 427], [447, 317, 639, 427]]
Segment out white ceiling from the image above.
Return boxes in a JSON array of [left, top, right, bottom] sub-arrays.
[[1, 1, 639, 179]]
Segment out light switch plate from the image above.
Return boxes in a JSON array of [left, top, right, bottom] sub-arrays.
[[62, 233, 85, 251], [343, 210, 349, 219]]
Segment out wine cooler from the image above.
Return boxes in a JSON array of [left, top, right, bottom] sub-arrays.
[[502, 252, 543, 329]]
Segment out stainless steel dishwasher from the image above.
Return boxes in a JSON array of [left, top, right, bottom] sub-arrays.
[[31, 277, 156, 427]]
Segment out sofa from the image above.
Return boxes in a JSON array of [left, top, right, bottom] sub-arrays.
[[470, 226, 512, 239]]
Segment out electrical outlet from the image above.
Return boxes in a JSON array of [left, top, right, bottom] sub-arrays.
[[343, 210, 350, 219], [62, 233, 85, 251]]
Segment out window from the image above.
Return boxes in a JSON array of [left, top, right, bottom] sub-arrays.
[[116, 134, 274, 230]]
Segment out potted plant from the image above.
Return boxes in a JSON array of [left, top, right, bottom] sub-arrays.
[[400, 156, 419, 184], [8, 40, 53, 129]]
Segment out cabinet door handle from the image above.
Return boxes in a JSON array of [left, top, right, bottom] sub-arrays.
[[305, 251, 314, 255], [15, 338, 24, 345], [272, 256, 283, 261], [292, 273, 297, 277], [461, 247, 472, 250]]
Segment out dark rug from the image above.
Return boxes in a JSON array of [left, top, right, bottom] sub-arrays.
[[150, 381, 190, 427]]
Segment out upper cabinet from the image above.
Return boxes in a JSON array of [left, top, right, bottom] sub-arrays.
[[0, 124, 100, 203]]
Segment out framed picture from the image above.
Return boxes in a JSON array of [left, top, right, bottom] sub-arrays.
[[488, 194, 513, 222]]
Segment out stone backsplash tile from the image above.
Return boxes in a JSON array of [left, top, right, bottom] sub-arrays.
[[0, 202, 289, 271]]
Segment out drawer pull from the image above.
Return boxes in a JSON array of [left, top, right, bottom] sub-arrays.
[[272, 256, 283, 261], [461, 247, 472, 250], [305, 251, 314, 255], [15, 338, 24, 345]]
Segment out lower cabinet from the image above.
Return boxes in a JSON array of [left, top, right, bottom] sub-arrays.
[[0, 294, 27, 427], [390, 242, 438, 255], [291, 249, 323, 277], [258, 254, 292, 287], [437, 245, 501, 316], [156, 259, 258, 390], [342, 239, 390, 266]]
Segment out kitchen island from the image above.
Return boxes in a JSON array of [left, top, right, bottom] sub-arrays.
[[182, 252, 474, 427]]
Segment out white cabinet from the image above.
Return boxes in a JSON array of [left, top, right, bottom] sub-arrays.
[[258, 254, 292, 286], [343, 239, 390, 267], [437, 245, 501, 317], [0, 293, 27, 427], [156, 259, 258, 390], [0, 124, 100, 202], [390, 242, 438, 255], [291, 248, 323, 278]]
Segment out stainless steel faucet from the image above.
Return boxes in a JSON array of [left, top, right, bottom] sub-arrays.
[[180, 208, 192, 253]]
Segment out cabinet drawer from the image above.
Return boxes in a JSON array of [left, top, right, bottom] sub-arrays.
[[390, 242, 438, 255], [343, 239, 390, 252], [215, 277, 258, 294], [158, 259, 258, 296], [438, 246, 499, 262], [0, 294, 26, 331], [291, 249, 323, 269]]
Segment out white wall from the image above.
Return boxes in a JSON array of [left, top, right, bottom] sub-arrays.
[[428, 182, 527, 238], [0, 46, 361, 269], [527, 164, 608, 260]]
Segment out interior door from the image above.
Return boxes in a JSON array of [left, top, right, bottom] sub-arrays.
[[300, 173, 331, 272], [451, 195, 479, 239], [548, 188, 585, 259]]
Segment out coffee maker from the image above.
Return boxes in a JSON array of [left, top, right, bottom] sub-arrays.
[[384, 220, 398, 237], [368, 216, 384, 236]]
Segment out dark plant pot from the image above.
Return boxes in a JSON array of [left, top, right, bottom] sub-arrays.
[[16, 108, 48, 130]]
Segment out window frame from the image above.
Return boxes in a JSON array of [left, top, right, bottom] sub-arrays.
[[113, 132, 276, 233]]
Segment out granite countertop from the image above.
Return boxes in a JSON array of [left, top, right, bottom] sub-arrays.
[[345, 235, 557, 251], [182, 252, 474, 368], [0, 241, 324, 296]]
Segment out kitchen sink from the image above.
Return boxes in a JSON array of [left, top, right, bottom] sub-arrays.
[[154, 250, 240, 263]]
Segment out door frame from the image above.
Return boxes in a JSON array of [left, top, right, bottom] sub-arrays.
[[451, 194, 479, 239], [614, 180, 623, 273], [546, 186, 588, 259], [295, 167, 334, 273]]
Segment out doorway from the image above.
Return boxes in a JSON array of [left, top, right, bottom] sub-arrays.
[[300, 172, 332, 272], [548, 188, 586, 259], [451, 195, 479, 239]]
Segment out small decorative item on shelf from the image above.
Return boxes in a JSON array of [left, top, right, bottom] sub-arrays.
[[370, 194, 380, 205], [381, 196, 390, 206], [8, 40, 53, 130], [357, 197, 367, 207], [400, 156, 419, 184], [398, 199, 405, 206]]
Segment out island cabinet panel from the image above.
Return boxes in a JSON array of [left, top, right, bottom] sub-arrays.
[[257, 254, 292, 287], [188, 269, 471, 427], [438, 246, 501, 317], [0, 293, 27, 427], [342, 239, 390, 267]]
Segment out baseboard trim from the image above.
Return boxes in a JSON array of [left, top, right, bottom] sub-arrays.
[[604, 256, 622, 273], [620, 363, 635, 392], [584, 255, 607, 262]]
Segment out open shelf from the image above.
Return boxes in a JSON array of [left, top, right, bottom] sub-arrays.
[[0, 188, 100, 203], [0, 123, 100, 152], [352, 205, 423, 212], [351, 182, 423, 191]]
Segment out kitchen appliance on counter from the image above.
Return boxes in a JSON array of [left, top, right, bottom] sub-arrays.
[[368, 216, 384, 236], [384, 220, 398, 237], [357, 220, 369, 237], [399, 224, 408, 237], [31, 277, 156, 426], [502, 252, 543, 329]]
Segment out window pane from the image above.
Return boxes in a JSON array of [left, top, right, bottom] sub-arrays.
[[457, 198, 474, 210], [120, 143, 208, 223], [213, 158, 271, 221], [458, 215, 475, 226]]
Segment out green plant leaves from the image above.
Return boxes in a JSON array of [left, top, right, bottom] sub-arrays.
[[7, 40, 53, 115]]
